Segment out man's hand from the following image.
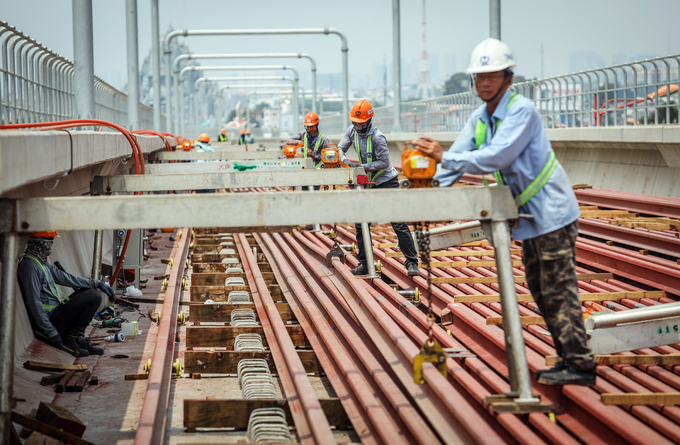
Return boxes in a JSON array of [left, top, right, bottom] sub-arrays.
[[410, 136, 444, 163], [307, 149, 314, 157], [46, 334, 63, 350], [344, 160, 360, 168], [98, 281, 117, 303]]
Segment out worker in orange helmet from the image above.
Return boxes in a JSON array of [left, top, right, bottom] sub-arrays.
[[17, 231, 116, 357], [338, 99, 419, 277], [217, 128, 228, 142], [238, 128, 246, 145], [195, 133, 215, 193], [287, 111, 330, 166], [245, 128, 255, 145]]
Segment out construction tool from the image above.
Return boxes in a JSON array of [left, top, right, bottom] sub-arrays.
[[319, 144, 344, 169], [399, 143, 439, 189], [283, 141, 302, 159], [88, 333, 125, 342]]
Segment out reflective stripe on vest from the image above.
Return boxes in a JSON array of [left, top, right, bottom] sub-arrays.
[[353, 131, 390, 183], [22, 255, 68, 312], [303, 132, 324, 167], [474, 93, 559, 207]]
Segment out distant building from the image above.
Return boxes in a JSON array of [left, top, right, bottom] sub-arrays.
[[569, 51, 606, 73]]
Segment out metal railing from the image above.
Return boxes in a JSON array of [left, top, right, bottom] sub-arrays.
[[321, 54, 680, 135], [0, 21, 158, 128]]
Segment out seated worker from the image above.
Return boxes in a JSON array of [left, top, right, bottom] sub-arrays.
[[195, 133, 215, 193], [217, 128, 228, 142], [288, 111, 330, 190], [17, 231, 117, 357], [245, 129, 255, 144], [338, 99, 419, 277], [411, 38, 596, 387], [238, 129, 246, 145]]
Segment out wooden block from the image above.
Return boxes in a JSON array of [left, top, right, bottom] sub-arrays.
[[25, 432, 64, 445], [377, 243, 398, 248], [190, 285, 283, 302], [74, 371, 91, 392], [601, 393, 680, 405], [191, 272, 275, 286], [453, 291, 666, 303], [430, 273, 613, 285], [580, 210, 638, 218], [40, 371, 68, 386], [125, 374, 149, 381], [191, 373, 201, 379], [184, 350, 321, 375], [161, 258, 173, 264], [183, 398, 347, 430], [578, 205, 599, 210], [546, 354, 680, 366], [55, 371, 76, 394], [185, 326, 309, 349], [64, 374, 79, 393], [426, 260, 524, 268], [23, 361, 87, 373], [486, 316, 545, 325], [639, 250, 649, 255], [189, 303, 293, 323], [606, 241, 614, 246], [387, 249, 522, 258], [89, 376, 98, 385], [11, 412, 94, 445], [36, 401, 86, 438], [572, 184, 592, 190]]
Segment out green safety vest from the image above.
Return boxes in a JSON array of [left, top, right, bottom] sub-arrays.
[[22, 255, 68, 313], [475, 93, 559, 207], [303, 132, 324, 167], [353, 131, 391, 184], [218, 134, 227, 142]]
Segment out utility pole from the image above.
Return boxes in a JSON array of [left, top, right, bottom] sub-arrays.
[[72, 0, 95, 119], [383, 55, 387, 106], [540, 43, 544, 79], [151, 0, 162, 131], [489, 0, 501, 40], [392, 0, 402, 131], [125, 0, 140, 130]]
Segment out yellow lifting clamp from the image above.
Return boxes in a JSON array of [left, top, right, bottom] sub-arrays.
[[189, 242, 194, 251], [181, 277, 187, 291], [143, 359, 152, 374], [178, 231, 183, 239], [174, 359, 184, 377], [414, 313, 447, 384], [191, 230, 195, 238], [161, 278, 168, 291], [375, 260, 382, 274], [414, 287, 421, 302], [186, 259, 191, 269], [177, 312, 187, 325]]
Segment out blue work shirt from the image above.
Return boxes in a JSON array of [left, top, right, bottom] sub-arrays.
[[434, 89, 580, 241]]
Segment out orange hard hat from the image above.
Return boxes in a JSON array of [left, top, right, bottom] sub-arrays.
[[198, 133, 210, 143], [240, 129, 245, 135], [30, 231, 59, 239], [221, 128, 226, 134], [246, 129, 251, 134], [349, 99, 374, 123], [303, 112, 319, 127]]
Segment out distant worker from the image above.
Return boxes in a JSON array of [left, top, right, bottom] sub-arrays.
[[195, 133, 215, 193], [338, 99, 420, 277], [411, 38, 596, 387], [287, 112, 330, 166], [17, 232, 117, 357], [245, 129, 255, 145], [238, 128, 246, 145], [217, 128, 228, 142]]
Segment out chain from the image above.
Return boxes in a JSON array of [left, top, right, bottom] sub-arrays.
[[332, 222, 339, 248], [414, 221, 434, 343]]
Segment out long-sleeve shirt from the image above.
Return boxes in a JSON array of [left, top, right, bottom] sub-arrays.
[[17, 257, 99, 338], [433, 89, 580, 241], [288, 131, 330, 164], [338, 124, 397, 186]]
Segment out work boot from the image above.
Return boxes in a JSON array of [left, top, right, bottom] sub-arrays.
[[62, 337, 90, 358], [534, 361, 567, 379], [76, 337, 104, 355], [537, 365, 596, 387], [351, 263, 368, 276], [406, 263, 420, 277]]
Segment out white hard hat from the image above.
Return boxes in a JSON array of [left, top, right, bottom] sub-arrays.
[[467, 38, 516, 74]]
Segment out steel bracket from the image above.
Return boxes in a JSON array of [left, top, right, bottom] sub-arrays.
[[325, 245, 345, 268]]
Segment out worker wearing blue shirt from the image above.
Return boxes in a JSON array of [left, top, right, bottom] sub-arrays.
[[412, 38, 596, 387]]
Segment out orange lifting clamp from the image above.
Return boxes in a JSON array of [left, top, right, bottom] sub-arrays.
[[319, 144, 345, 169], [283, 141, 303, 159], [400, 143, 439, 189]]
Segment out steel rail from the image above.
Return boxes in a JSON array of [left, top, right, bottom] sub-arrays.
[[253, 233, 377, 444], [259, 232, 413, 445], [134, 228, 191, 445], [578, 218, 680, 257], [574, 189, 680, 219], [235, 233, 335, 444]]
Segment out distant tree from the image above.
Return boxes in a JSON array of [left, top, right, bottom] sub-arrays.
[[444, 72, 470, 95], [227, 109, 236, 122]]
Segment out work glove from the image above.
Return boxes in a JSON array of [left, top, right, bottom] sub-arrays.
[[46, 334, 63, 350], [98, 280, 117, 303], [345, 161, 360, 168]]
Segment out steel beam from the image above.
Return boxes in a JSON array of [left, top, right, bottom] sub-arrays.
[[125, 0, 140, 130], [0, 234, 17, 445], [579, 218, 680, 257], [151, 150, 283, 161], [146, 158, 313, 175], [574, 189, 680, 219], [150, 0, 161, 130], [72, 0, 95, 119], [91, 168, 366, 193], [1, 186, 518, 233]]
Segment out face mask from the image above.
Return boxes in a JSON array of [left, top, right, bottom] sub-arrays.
[[353, 121, 369, 132]]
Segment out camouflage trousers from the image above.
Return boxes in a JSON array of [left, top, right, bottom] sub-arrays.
[[522, 221, 596, 371]]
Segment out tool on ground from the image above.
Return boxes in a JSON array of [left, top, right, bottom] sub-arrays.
[[400, 143, 439, 189], [89, 333, 125, 342]]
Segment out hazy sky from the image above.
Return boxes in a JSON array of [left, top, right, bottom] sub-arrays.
[[4, 0, 680, 90]]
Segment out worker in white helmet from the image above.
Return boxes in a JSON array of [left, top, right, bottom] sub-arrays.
[[412, 38, 595, 387]]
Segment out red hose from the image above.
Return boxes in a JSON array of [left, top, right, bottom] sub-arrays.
[[131, 130, 174, 152], [0, 119, 144, 287]]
